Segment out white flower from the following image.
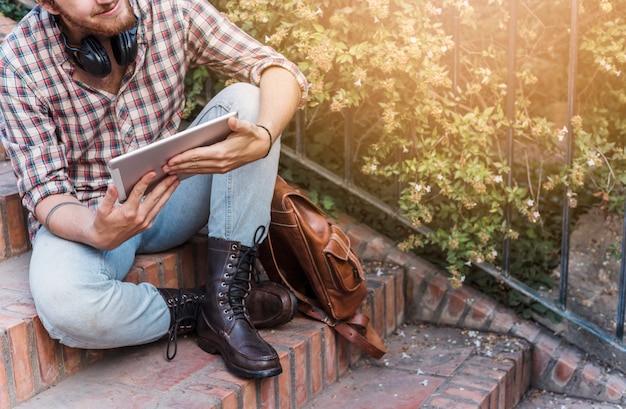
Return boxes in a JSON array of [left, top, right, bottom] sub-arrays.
[[315, 7, 323, 15], [415, 184, 423, 192], [402, 146, 409, 153], [527, 199, 535, 207], [354, 79, 362, 87], [494, 175, 503, 183], [441, 45, 448, 53], [437, 173, 444, 180], [587, 158, 596, 167], [409, 37, 417, 44], [425, 185, 431, 193], [264, 35, 271, 43], [370, 164, 378, 172], [421, 379, 429, 386], [533, 211, 540, 219], [374, 16, 380, 23]]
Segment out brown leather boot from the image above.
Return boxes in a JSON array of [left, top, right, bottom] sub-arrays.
[[158, 287, 205, 360], [247, 280, 297, 329], [197, 237, 282, 378]]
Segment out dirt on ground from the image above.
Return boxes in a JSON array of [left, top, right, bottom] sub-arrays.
[[548, 207, 624, 334]]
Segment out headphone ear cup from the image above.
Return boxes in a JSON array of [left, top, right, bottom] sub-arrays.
[[78, 36, 112, 78], [111, 25, 138, 67]]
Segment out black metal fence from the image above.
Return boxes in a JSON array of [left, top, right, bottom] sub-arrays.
[[282, 0, 626, 371]]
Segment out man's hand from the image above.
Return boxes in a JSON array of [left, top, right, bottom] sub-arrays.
[[163, 116, 269, 176], [89, 172, 180, 249], [36, 172, 179, 250]]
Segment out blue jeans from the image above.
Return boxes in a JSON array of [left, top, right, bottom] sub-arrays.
[[29, 83, 281, 348]]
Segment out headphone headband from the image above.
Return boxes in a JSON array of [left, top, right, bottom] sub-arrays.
[[57, 17, 139, 78]]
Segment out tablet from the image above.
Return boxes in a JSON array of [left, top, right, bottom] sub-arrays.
[[108, 111, 237, 202]]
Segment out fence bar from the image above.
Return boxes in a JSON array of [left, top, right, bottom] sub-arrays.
[[343, 109, 353, 184], [502, 0, 518, 278], [558, 0, 579, 309], [294, 110, 306, 157], [616, 202, 626, 340]]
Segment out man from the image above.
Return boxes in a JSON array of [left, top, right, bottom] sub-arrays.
[[0, 0, 307, 379]]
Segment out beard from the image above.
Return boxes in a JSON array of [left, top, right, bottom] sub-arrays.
[[55, 0, 136, 38]]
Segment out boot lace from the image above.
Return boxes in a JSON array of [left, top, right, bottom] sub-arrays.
[[226, 226, 265, 321], [166, 289, 203, 360]]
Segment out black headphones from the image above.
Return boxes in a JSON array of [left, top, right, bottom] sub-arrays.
[[58, 19, 138, 78]]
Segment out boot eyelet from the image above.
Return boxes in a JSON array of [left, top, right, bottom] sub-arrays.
[[228, 317, 233, 321], [227, 263, 233, 268], [221, 282, 227, 287], [218, 292, 224, 297]]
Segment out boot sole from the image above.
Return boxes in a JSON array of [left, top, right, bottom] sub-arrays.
[[197, 336, 283, 379]]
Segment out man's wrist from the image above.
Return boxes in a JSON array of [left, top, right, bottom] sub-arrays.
[[256, 124, 273, 158]]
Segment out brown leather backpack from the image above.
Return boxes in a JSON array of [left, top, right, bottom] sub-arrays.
[[258, 176, 386, 359]]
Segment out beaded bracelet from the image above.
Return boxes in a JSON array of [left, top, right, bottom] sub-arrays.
[[256, 124, 273, 158]]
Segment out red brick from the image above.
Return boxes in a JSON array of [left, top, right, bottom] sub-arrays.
[[604, 374, 626, 401], [423, 275, 449, 312], [343, 223, 374, 252], [323, 325, 338, 384], [132, 256, 160, 286], [6, 195, 28, 256], [384, 247, 413, 267], [160, 252, 179, 288], [210, 369, 257, 408], [361, 236, 395, 260], [0, 208, 8, 260], [428, 396, 482, 409], [489, 309, 517, 333], [7, 319, 34, 402], [32, 317, 60, 387], [177, 244, 197, 288], [552, 348, 580, 386], [186, 383, 237, 408], [275, 349, 293, 409], [441, 287, 472, 325], [442, 384, 490, 406], [123, 267, 141, 284], [511, 321, 542, 343], [532, 334, 560, 379], [581, 362, 602, 385], [258, 375, 277, 409], [267, 334, 308, 407], [62, 345, 83, 377], [0, 336, 11, 409], [337, 335, 350, 376], [463, 297, 496, 329]]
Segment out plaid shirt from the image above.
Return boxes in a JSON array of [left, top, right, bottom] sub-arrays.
[[0, 0, 308, 240]]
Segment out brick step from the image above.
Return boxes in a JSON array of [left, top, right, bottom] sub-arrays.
[[0, 238, 404, 409], [0, 234, 209, 409], [11, 323, 533, 409]]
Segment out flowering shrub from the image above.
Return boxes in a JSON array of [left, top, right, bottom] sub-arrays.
[[203, 0, 625, 292]]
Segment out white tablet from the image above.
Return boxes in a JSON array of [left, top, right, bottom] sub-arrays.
[[108, 111, 237, 202]]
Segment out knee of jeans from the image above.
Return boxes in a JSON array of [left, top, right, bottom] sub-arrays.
[[31, 278, 101, 341], [218, 83, 261, 123]]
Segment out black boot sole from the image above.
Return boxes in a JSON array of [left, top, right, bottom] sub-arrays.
[[197, 336, 283, 379]]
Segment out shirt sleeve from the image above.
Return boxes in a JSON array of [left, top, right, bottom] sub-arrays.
[[0, 60, 77, 214], [183, 0, 308, 108]]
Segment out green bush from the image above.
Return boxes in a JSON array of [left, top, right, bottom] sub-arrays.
[[200, 0, 625, 288], [200, 1, 626, 298]]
